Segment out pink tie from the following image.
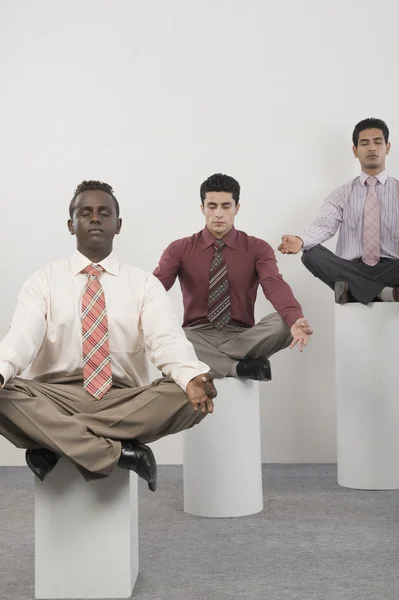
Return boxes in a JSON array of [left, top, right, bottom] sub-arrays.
[[81, 264, 112, 399], [362, 176, 380, 266]]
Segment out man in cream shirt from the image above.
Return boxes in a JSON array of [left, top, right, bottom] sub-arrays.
[[0, 180, 215, 492]]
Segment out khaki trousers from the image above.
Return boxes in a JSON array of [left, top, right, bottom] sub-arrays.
[[185, 313, 292, 378], [0, 376, 205, 480]]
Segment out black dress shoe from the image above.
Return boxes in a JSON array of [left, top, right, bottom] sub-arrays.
[[118, 440, 157, 492], [236, 357, 271, 381], [26, 448, 61, 482]]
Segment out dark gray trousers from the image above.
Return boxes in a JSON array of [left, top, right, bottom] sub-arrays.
[[302, 245, 399, 303]]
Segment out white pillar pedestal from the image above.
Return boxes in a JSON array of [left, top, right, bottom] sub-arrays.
[[35, 459, 138, 599], [335, 302, 399, 490], [183, 378, 263, 517]]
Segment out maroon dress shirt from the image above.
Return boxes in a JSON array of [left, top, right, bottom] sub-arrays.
[[154, 227, 303, 328]]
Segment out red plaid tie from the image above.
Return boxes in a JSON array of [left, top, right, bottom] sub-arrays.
[[362, 176, 380, 266], [81, 264, 112, 399], [208, 239, 231, 330]]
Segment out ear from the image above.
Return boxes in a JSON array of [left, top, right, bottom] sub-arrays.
[[386, 142, 391, 155], [235, 203, 240, 215], [200, 203, 205, 215], [67, 219, 75, 235], [352, 145, 359, 159], [116, 218, 122, 234]]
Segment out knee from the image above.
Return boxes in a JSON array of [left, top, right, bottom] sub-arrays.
[[178, 386, 210, 426], [156, 379, 210, 422], [189, 409, 208, 428], [269, 313, 290, 333], [274, 316, 292, 344], [263, 314, 292, 346]]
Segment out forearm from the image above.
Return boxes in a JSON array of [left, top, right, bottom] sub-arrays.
[[258, 244, 304, 327], [143, 275, 209, 391], [160, 359, 210, 393], [262, 279, 304, 328], [300, 226, 336, 250], [146, 332, 209, 392], [0, 331, 39, 386], [0, 279, 47, 385], [271, 295, 303, 328], [301, 191, 344, 249]]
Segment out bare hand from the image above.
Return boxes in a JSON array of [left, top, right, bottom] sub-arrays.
[[290, 318, 313, 352], [186, 373, 217, 414], [278, 235, 304, 255]]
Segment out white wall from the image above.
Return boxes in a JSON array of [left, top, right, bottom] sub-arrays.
[[1, 0, 398, 465]]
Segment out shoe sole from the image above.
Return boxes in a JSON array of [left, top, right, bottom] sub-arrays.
[[145, 444, 157, 492], [25, 450, 46, 482]]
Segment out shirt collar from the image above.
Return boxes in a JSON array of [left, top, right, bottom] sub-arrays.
[[360, 169, 388, 186], [201, 226, 238, 250], [70, 250, 120, 276]]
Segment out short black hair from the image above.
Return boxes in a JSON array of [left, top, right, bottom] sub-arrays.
[[69, 180, 120, 218], [352, 118, 389, 147], [200, 173, 240, 205]]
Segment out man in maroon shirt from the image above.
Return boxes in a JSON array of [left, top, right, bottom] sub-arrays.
[[154, 174, 313, 380]]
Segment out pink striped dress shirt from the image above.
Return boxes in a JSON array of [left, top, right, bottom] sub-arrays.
[[301, 170, 399, 260]]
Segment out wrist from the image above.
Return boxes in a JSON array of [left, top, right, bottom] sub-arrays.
[[295, 236, 304, 248]]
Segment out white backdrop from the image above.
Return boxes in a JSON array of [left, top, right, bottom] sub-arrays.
[[1, 0, 398, 465]]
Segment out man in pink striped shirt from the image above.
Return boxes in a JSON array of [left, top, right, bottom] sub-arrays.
[[279, 118, 399, 304]]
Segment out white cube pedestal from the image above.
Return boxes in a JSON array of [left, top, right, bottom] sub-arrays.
[[335, 302, 399, 490], [35, 459, 138, 599], [183, 378, 263, 517]]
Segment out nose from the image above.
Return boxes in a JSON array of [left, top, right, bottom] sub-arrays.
[[90, 211, 101, 223]]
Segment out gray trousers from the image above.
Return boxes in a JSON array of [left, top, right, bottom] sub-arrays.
[[184, 313, 292, 378], [0, 376, 205, 480]]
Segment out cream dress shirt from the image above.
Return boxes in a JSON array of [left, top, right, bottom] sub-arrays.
[[0, 251, 209, 392]]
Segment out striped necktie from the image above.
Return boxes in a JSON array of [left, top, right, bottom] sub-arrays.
[[81, 264, 112, 399], [362, 176, 380, 266], [208, 239, 231, 330]]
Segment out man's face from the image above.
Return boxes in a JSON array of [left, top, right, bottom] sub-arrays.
[[201, 192, 239, 238], [68, 190, 122, 250], [353, 128, 390, 171]]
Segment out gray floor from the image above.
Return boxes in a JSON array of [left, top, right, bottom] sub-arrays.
[[1, 465, 398, 600]]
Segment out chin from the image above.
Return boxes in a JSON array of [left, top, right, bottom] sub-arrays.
[[86, 239, 103, 247]]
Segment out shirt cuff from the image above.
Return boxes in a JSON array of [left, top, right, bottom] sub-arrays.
[[174, 361, 210, 393], [0, 362, 15, 388], [300, 235, 314, 251], [286, 310, 305, 329]]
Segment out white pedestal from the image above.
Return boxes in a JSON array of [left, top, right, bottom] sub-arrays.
[[335, 302, 399, 490], [35, 459, 138, 599], [183, 378, 263, 517]]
